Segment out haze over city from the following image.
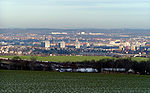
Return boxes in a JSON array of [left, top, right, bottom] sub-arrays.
[[1, 0, 150, 93], [0, 0, 150, 28]]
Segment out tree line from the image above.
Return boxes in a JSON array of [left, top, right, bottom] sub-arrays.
[[0, 56, 150, 75]]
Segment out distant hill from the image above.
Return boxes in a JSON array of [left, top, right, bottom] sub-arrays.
[[0, 28, 150, 35]]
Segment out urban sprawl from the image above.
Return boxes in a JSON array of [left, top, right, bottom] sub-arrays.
[[0, 29, 150, 57]]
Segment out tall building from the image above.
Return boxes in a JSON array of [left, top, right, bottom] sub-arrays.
[[75, 42, 80, 48], [119, 46, 124, 51], [75, 38, 80, 48], [44, 40, 50, 48], [58, 41, 65, 48], [131, 45, 136, 51]]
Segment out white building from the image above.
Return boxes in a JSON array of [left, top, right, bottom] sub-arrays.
[[75, 42, 80, 48], [81, 32, 85, 35], [59, 41, 65, 48], [75, 38, 80, 48], [44, 40, 50, 48]]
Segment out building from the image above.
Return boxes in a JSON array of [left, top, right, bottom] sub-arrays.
[[44, 40, 50, 48], [58, 41, 65, 48], [131, 45, 136, 51], [75, 42, 80, 48], [75, 38, 80, 48], [101, 68, 126, 73]]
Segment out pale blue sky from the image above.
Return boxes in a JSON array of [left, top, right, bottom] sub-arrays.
[[0, 0, 150, 28]]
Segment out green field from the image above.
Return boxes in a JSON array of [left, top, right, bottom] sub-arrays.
[[0, 55, 149, 62], [0, 70, 150, 93], [0, 56, 114, 62]]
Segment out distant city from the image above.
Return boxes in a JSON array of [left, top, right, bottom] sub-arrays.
[[0, 28, 150, 57]]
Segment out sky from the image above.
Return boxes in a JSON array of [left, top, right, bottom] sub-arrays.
[[0, 0, 150, 29]]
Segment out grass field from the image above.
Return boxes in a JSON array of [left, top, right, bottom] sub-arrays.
[[0, 70, 150, 93], [0, 55, 149, 62], [0, 56, 114, 62]]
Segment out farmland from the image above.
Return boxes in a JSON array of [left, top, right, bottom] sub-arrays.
[[0, 70, 150, 93], [0, 55, 149, 62]]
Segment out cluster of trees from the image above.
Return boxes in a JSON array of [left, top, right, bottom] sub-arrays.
[[63, 58, 150, 74], [89, 58, 150, 75], [0, 56, 52, 71], [0, 56, 150, 75]]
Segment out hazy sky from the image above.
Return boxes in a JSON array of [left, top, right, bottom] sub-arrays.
[[0, 0, 150, 28]]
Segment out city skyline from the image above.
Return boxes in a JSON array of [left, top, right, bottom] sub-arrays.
[[0, 0, 150, 28]]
